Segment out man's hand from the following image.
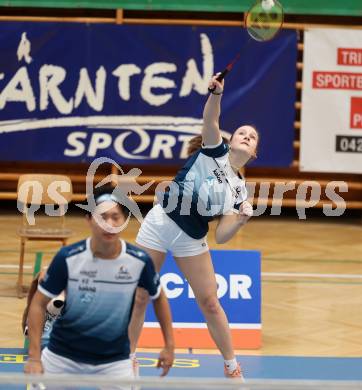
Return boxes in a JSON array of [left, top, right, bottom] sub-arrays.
[[24, 359, 43, 374], [156, 346, 175, 377]]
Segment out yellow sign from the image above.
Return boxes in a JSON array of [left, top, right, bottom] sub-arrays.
[[138, 358, 200, 368], [0, 354, 27, 364], [0, 354, 200, 368]]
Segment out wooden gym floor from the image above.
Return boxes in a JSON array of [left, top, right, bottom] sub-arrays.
[[0, 206, 361, 357]]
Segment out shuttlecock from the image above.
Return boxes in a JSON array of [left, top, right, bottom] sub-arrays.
[[46, 293, 65, 317], [261, 0, 274, 11]]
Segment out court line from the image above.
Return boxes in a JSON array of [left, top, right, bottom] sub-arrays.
[[262, 272, 362, 279], [0, 272, 32, 276], [0, 265, 362, 279], [263, 280, 362, 285], [263, 258, 362, 264], [1, 251, 361, 263], [145, 322, 261, 329], [0, 250, 56, 255]]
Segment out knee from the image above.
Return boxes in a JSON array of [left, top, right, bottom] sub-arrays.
[[134, 288, 149, 309], [199, 295, 221, 316]]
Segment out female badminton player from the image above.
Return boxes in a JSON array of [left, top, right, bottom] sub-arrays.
[[130, 74, 259, 379]]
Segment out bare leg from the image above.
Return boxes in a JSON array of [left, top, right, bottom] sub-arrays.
[[128, 246, 167, 353], [174, 251, 235, 360]]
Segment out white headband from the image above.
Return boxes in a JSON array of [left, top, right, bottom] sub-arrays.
[[95, 193, 118, 205]]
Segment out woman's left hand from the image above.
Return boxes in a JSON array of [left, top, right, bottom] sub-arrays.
[[239, 201, 253, 218]]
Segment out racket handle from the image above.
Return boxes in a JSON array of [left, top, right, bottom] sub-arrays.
[[208, 68, 229, 93], [216, 68, 229, 82]]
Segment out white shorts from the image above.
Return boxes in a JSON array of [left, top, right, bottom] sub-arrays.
[[136, 204, 209, 257], [40, 347, 133, 390]]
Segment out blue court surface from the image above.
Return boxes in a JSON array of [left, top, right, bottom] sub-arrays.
[[1, 348, 362, 382]]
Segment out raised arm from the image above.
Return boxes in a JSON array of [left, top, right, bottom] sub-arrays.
[[152, 289, 175, 376], [202, 75, 224, 146]]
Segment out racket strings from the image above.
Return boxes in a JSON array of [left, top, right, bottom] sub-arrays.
[[245, 0, 284, 41]]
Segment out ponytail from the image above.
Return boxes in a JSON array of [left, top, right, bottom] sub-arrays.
[[187, 135, 203, 156], [187, 135, 230, 157]]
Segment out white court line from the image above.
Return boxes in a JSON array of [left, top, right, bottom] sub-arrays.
[[144, 322, 261, 329], [0, 264, 47, 270], [0, 264, 361, 279], [262, 272, 362, 279]]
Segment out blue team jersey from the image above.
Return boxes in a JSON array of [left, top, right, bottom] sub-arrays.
[[41, 310, 60, 349], [162, 141, 248, 239], [38, 239, 161, 364]]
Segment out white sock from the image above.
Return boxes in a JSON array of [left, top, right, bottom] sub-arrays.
[[224, 358, 238, 372]]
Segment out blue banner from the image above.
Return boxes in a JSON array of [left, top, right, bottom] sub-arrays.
[[145, 250, 261, 326], [0, 23, 297, 166]]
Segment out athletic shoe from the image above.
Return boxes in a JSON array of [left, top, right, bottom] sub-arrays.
[[224, 362, 244, 379]]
